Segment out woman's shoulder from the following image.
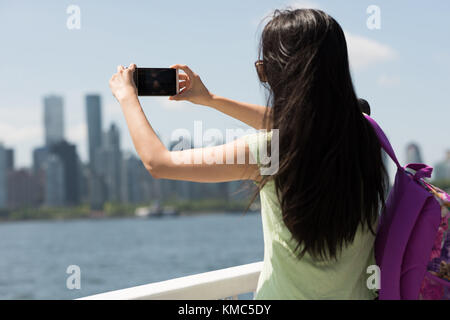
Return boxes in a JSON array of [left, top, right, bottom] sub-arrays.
[[242, 130, 273, 165], [242, 130, 273, 144]]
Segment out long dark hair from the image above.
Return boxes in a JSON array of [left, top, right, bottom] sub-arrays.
[[257, 9, 388, 260]]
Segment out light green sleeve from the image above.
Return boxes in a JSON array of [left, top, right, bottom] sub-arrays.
[[242, 131, 273, 167]]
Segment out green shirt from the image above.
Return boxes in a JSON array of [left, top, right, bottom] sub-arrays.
[[243, 131, 377, 300]]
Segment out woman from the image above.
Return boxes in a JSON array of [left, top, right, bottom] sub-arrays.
[[109, 8, 387, 299]]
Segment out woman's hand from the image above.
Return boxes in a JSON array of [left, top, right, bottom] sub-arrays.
[[109, 63, 138, 102], [169, 64, 213, 106]]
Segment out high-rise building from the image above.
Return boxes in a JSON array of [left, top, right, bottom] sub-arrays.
[[32, 146, 49, 173], [49, 140, 80, 205], [0, 144, 7, 209], [99, 124, 122, 202], [7, 169, 41, 209], [122, 153, 145, 204], [434, 150, 450, 181], [44, 95, 64, 146], [189, 182, 223, 200], [78, 161, 90, 204], [5, 148, 14, 171], [140, 163, 160, 202], [31, 146, 48, 206], [44, 154, 65, 207], [227, 180, 251, 201], [86, 94, 103, 168], [88, 173, 106, 210], [167, 137, 193, 200], [406, 143, 423, 164], [85, 94, 106, 210]]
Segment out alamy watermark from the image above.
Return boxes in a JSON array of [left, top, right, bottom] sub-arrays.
[[66, 5, 81, 30], [66, 265, 81, 290], [366, 264, 381, 290], [366, 5, 381, 30], [169, 122, 280, 176]]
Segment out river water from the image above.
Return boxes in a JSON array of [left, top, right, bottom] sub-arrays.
[[0, 212, 263, 299]]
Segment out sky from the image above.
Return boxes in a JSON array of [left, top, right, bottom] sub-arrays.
[[0, 0, 449, 179]]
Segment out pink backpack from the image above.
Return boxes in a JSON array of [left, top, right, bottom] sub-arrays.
[[364, 114, 450, 300]]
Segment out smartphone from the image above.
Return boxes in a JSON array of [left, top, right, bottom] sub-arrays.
[[133, 68, 179, 96]]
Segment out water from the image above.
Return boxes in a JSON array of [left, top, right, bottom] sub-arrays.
[[0, 212, 263, 299]]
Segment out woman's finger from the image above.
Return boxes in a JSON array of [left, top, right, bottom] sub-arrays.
[[178, 73, 189, 81], [169, 88, 189, 101], [171, 64, 195, 79], [117, 65, 125, 72], [169, 93, 183, 101]]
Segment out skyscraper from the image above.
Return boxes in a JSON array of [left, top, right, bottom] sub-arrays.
[[7, 169, 41, 209], [121, 153, 144, 204], [31, 146, 48, 206], [0, 144, 7, 209], [85, 94, 106, 210], [78, 161, 90, 204], [142, 164, 160, 202], [32, 146, 49, 173], [49, 140, 80, 206], [168, 137, 193, 200], [5, 148, 14, 171], [99, 123, 122, 202], [434, 150, 450, 181], [44, 154, 65, 207], [86, 94, 103, 168], [227, 180, 251, 201], [44, 95, 64, 146], [406, 143, 423, 164]]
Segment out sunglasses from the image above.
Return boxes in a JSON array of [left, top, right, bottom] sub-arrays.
[[255, 60, 268, 83]]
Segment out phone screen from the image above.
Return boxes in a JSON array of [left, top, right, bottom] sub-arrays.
[[133, 68, 178, 96]]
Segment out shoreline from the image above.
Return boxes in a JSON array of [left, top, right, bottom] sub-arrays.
[[0, 199, 259, 223], [0, 209, 259, 224]]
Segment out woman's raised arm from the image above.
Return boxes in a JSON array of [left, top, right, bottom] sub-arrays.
[[109, 63, 260, 182], [169, 64, 271, 130]]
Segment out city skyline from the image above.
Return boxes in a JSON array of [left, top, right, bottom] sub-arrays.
[[0, 90, 448, 214], [0, 92, 250, 210], [0, 92, 449, 178]]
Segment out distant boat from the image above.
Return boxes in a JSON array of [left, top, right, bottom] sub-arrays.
[[135, 207, 153, 218], [135, 202, 179, 218]]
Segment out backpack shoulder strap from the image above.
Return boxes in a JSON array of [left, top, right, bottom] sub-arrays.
[[363, 114, 401, 168]]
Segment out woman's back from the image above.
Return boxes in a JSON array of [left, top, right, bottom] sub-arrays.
[[246, 132, 378, 299], [245, 8, 387, 299]]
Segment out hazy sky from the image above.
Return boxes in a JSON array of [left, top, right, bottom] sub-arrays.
[[0, 0, 449, 179]]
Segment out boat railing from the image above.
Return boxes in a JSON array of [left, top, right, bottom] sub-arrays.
[[78, 261, 263, 300]]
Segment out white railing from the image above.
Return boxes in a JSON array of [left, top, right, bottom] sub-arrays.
[[78, 261, 263, 300]]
